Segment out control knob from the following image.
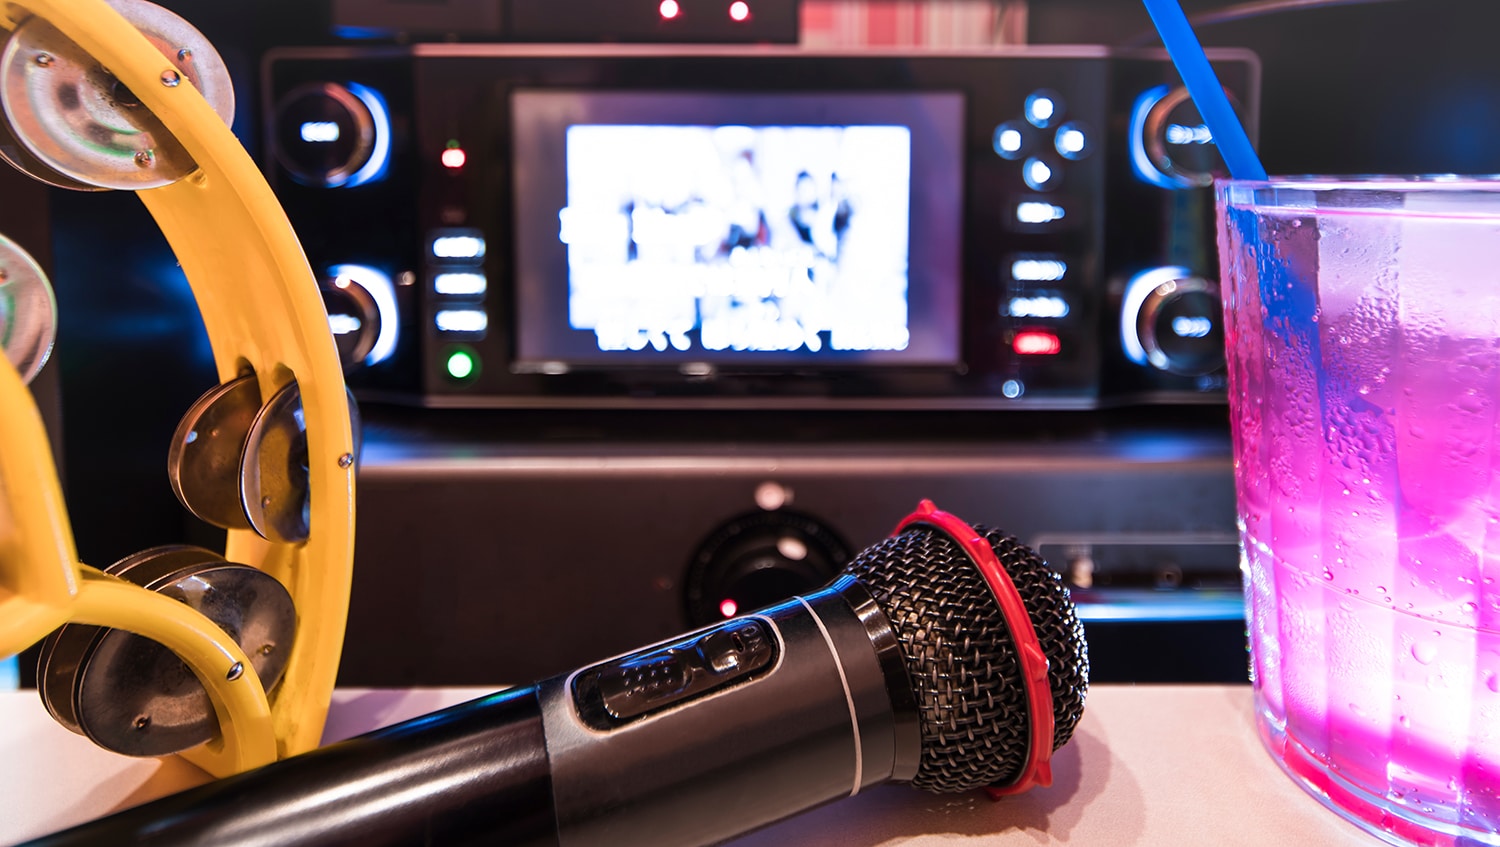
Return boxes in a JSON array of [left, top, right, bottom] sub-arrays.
[[1122, 268, 1225, 376], [320, 264, 398, 371], [272, 82, 390, 188], [684, 511, 850, 628]]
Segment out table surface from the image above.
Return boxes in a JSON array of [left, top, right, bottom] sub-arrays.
[[0, 684, 1382, 846]]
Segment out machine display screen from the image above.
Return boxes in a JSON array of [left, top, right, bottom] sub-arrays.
[[511, 90, 963, 368]]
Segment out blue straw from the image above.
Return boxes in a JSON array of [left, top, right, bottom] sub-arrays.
[[1141, 0, 1268, 181]]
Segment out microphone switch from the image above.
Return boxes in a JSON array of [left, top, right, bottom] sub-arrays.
[[577, 617, 776, 725]]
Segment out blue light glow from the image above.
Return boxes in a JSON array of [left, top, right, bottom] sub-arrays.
[[1129, 85, 1179, 190], [1026, 92, 1059, 127], [328, 264, 399, 365], [344, 82, 391, 187], [1055, 121, 1090, 160], [1121, 266, 1191, 364], [1024, 158, 1054, 189]]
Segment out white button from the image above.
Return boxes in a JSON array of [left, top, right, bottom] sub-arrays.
[[1011, 259, 1067, 281], [436, 309, 488, 333], [433, 236, 485, 260], [1055, 121, 1091, 160], [1026, 90, 1064, 128], [1016, 202, 1066, 224], [1023, 157, 1057, 190], [993, 120, 1027, 159], [434, 272, 487, 295]]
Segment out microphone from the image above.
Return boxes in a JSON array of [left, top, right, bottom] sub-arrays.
[[20, 501, 1089, 847]]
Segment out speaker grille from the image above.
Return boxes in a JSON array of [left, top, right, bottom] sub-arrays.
[[844, 524, 1089, 792]]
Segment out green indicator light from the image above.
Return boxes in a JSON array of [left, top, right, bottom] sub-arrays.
[[447, 350, 476, 379]]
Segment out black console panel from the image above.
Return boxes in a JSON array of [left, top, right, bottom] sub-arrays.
[[342, 408, 1244, 686], [262, 45, 1258, 410], [254, 45, 1258, 685]]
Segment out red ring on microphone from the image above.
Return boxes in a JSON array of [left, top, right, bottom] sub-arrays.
[[892, 499, 1055, 798]]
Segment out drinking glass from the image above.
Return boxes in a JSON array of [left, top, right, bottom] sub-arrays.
[[1220, 176, 1500, 846]]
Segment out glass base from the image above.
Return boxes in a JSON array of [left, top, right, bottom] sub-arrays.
[[1254, 706, 1500, 847]]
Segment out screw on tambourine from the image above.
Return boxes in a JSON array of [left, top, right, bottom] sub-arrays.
[[177, 48, 193, 62], [160, 69, 180, 87], [134, 150, 154, 168], [32, 53, 51, 67], [338, 453, 354, 468], [226, 662, 244, 682]]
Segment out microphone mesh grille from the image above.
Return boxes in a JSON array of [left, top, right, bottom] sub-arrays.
[[844, 524, 1089, 792]]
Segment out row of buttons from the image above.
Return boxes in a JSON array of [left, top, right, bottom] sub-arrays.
[[992, 90, 1084, 375], [430, 228, 488, 380], [1005, 251, 1075, 365]]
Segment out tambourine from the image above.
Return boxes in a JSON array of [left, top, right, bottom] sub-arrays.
[[0, 0, 354, 777]]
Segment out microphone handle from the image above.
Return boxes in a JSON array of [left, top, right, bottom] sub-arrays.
[[21, 685, 558, 847], [19, 577, 918, 847], [546, 576, 920, 847]]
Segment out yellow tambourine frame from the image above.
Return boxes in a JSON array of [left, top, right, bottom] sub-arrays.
[[0, 0, 354, 777]]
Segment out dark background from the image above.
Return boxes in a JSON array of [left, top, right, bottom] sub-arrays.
[[48, 0, 1500, 577], [10, 0, 1492, 687]]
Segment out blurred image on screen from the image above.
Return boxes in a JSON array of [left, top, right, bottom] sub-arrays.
[[558, 124, 912, 356]]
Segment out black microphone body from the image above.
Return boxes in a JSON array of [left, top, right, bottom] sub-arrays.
[[541, 578, 917, 847], [18, 514, 1088, 847]]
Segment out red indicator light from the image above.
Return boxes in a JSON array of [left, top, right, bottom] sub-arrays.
[[660, 0, 680, 19], [1013, 331, 1062, 355], [719, 598, 739, 618], [729, 1, 750, 21], [440, 147, 466, 169]]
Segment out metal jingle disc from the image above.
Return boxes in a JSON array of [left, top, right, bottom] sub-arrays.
[[168, 375, 258, 530], [71, 555, 297, 757], [240, 380, 310, 544], [105, 542, 228, 588], [36, 617, 105, 736], [0, 0, 235, 190], [35, 544, 227, 738], [0, 232, 57, 383], [239, 382, 362, 545], [0, 112, 104, 191]]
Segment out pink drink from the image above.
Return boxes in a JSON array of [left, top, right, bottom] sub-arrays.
[[1219, 179, 1500, 846]]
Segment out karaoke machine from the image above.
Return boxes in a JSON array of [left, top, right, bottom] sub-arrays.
[[260, 44, 1259, 410]]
